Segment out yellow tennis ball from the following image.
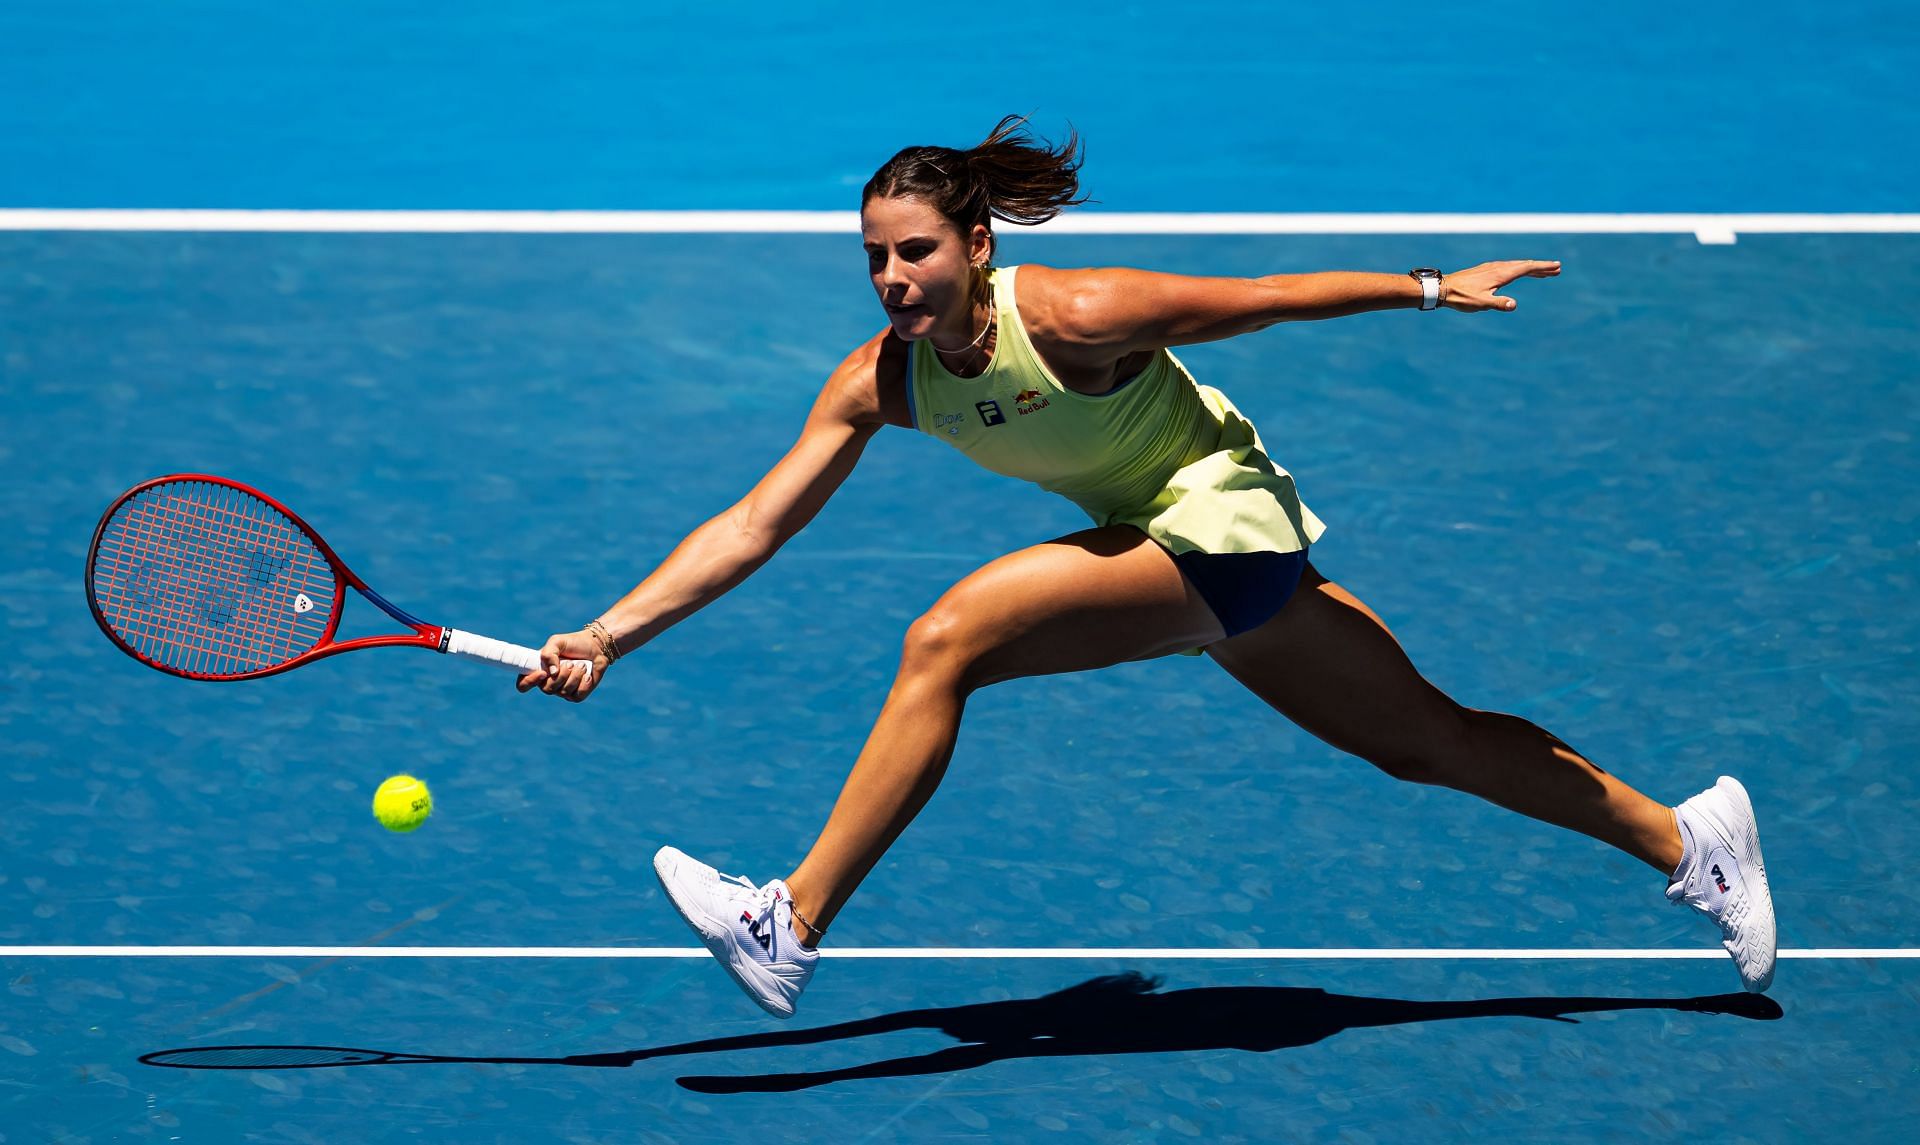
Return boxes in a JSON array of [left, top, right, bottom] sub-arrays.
[[372, 775, 433, 833]]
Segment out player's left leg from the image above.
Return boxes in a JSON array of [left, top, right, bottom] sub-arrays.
[[1205, 560, 1682, 870], [1207, 560, 1776, 991]]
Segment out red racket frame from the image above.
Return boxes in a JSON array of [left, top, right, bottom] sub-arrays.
[[87, 474, 454, 682]]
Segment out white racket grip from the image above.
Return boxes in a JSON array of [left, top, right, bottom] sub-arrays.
[[442, 628, 594, 683]]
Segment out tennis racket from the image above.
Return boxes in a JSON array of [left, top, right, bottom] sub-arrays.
[[86, 474, 591, 683], [139, 1044, 637, 1069]]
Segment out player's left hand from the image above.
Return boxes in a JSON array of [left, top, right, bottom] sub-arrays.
[[1442, 260, 1561, 312]]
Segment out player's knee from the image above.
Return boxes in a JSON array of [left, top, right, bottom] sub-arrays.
[[899, 604, 983, 687], [1366, 709, 1473, 787]]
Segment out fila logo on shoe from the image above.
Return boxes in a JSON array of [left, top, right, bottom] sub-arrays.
[[742, 910, 772, 952], [1711, 863, 1730, 893]]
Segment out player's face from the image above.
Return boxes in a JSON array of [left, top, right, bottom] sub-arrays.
[[862, 195, 989, 342]]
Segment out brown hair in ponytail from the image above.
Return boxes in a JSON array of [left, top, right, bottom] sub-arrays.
[[861, 115, 1089, 259]]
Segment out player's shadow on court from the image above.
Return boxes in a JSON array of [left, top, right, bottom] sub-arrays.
[[138, 973, 1781, 1091], [668, 974, 1781, 1092]]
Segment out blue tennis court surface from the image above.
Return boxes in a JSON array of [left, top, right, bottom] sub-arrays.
[[4, 2, 1919, 1141], [5, 228, 1917, 1142]]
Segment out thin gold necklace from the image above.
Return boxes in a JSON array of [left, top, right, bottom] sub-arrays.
[[931, 286, 996, 372]]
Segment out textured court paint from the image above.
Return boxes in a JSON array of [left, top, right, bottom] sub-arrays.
[[2, 231, 1916, 957], [0, 956, 1911, 1142], [3, 7, 1914, 1137], [3, 231, 1917, 1139], [1, 2, 1916, 212]]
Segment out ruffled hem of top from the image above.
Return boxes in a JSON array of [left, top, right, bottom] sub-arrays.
[[1102, 384, 1326, 556]]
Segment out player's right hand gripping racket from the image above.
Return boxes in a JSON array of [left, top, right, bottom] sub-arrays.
[[87, 474, 590, 683]]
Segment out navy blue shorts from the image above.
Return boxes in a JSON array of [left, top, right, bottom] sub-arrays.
[[1171, 547, 1311, 639]]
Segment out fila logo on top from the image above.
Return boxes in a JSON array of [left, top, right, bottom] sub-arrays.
[[976, 400, 1006, 427]]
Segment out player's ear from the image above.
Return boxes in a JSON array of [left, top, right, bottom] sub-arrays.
[[969, 223, 993, 268]]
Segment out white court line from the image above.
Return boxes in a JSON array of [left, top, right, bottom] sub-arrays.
[[0, 946, 1912, 960], [1, 209, 1918, 243]]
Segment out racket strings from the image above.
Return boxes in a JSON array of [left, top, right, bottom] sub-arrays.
[[91, 480, 337, 677]]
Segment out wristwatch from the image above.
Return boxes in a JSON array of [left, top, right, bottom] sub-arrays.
[[1410, 268, 1443, 311]]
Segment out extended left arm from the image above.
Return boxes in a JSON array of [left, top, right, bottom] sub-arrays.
[[1061, 260, 1562, 353]]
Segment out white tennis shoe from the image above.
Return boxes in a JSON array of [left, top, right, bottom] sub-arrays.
[[653, 846, 818, 1018], [1667, 776, 1777, 993]]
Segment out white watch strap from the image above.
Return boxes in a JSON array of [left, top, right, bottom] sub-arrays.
[[1419, 273, 1441, 311]]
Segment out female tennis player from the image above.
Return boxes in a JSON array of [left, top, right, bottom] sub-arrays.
[[519, 117, 1775, 1015]]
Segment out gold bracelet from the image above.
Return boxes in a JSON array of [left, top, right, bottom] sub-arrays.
[[593, 620, 620, 662], [583, 619, 620, 663]]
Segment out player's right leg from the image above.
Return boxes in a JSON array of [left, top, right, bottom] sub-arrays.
[[782, 524, 1226, 930], [655, 524, 1222, 1017]]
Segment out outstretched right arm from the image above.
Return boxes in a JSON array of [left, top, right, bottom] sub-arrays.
[[521, 330, 908, 700]]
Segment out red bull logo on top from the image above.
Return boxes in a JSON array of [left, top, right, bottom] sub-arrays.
[[1014, 388, 1049, 416]]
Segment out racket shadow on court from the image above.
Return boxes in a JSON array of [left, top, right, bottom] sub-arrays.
[[140, 973, 1782, 1091]]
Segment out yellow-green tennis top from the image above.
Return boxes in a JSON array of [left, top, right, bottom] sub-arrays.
[[907, 265, 1326, 556]]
